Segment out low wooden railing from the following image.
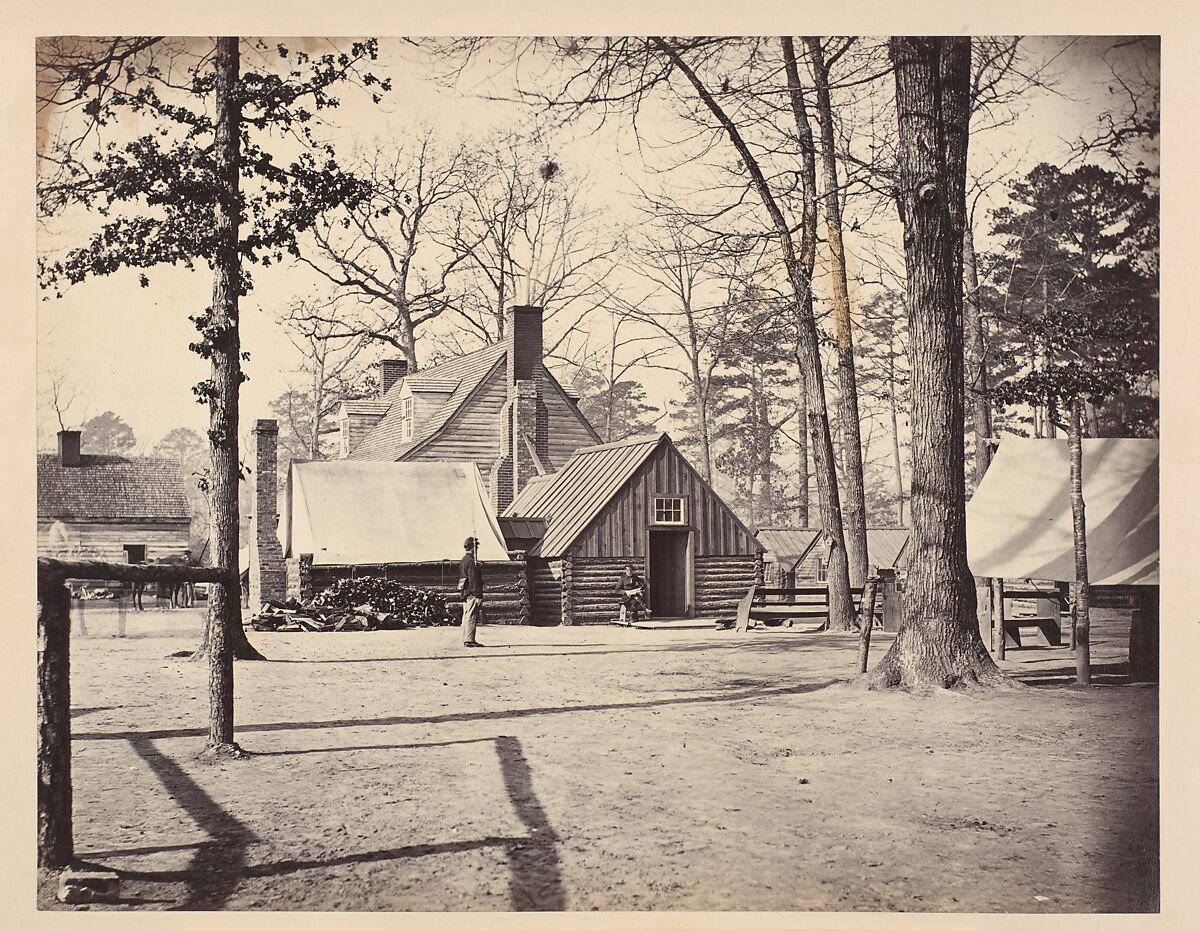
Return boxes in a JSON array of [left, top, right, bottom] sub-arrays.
[[37, 559, 235, 870]]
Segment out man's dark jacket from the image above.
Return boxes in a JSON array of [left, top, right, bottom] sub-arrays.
[[460, 552, 484, 598]]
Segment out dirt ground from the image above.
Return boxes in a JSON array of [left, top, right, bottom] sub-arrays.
[[40, 602, 1157, 914]]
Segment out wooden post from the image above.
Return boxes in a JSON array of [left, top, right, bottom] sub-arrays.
[[75, 594, 88, 638], [992, 577, 1006, 659], [857, 575, 879, 673], [38, 576, 73, 869], [976, 578, 992, 651], [1129, 587, 1159, 683], [117, 596, 127, 638]]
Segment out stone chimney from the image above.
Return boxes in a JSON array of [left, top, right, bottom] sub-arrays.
[[377, 358, 409, 397], [492, 306, 549, 512], [57, 430, 81, 467], [249, 419, 286, 608]]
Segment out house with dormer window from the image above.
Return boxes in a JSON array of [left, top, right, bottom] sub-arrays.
[[254, 305, 761, 625]]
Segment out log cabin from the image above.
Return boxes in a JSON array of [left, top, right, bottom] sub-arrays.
[[504, 433, 761, 625]]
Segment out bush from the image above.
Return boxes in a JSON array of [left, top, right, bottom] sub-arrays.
[[312, 577, 450, 627]]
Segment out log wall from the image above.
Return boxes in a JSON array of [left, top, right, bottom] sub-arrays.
[[529, 557, 564, 626], [569, 556, 639, 626], [695, 555, 757, 623]]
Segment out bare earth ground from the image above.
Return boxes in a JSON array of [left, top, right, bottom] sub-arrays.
[[39, 603, 1157, 914]]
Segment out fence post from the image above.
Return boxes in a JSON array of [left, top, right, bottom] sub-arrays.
[[38, 575, 73, 869], [992, 577, 1006, 659], [857, 575, 879, 674]]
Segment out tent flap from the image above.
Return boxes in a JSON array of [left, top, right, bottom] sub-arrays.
[[965, 438, 1158, 586]]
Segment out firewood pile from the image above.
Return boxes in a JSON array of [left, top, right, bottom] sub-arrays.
[[250, 577, 451, 632]]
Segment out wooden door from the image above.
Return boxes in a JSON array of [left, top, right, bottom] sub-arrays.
[[649, 530, 689, 617]]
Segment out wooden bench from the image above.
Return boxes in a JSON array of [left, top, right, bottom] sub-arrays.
[[1000, 586, 1068, 648], [731, 585, 881, 632]]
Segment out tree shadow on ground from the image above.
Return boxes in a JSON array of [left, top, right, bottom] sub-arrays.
[[92, 733, 565, 910], [75, 679, 839, 745], [1013, 660, 1142, 688], [265, 631, 879, 665]]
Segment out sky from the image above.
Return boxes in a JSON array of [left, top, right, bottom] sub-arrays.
[[34, 35, 1158, 456]]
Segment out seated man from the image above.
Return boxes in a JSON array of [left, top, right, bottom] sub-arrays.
[[615, 564, 649, 626]]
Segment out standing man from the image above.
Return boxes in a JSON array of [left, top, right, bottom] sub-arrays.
[[459, 536, 484, 647]]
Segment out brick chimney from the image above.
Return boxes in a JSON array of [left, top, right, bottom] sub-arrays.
[[249, 419, 286, 607], [377, 358, 409, 397], [57, 430, 81, 467], [491, 306, 549, 512]]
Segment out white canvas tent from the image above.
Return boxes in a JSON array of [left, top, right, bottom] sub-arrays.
[[282, 460, 509, 565], [966, 438, 1158, 586]]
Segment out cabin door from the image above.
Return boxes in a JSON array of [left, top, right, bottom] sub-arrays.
[[648, 530, 690, 618]]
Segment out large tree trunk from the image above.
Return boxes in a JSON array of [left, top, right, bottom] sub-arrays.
[[868, 36, 1006, 690], [192, 35, 263, 665], [805, 37, 869, 587], [194, 37, 256, 756], [1068, 398, 1091, 685], [963, 223, 993, 486]]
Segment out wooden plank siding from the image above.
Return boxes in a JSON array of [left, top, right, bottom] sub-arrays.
[[408, 365, 508, 469], [571, 439, 757, 559], [406, 364, 598, 483], [36, 520, 191, 564], [541, 374, 600, 470]]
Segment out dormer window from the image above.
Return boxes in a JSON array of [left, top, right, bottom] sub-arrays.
[[402, 398, 414, 440]]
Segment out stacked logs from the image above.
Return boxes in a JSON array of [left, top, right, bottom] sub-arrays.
[[529, 558, 563, 626], [695, 555, 757, 620], [306, 560, 532, 626]]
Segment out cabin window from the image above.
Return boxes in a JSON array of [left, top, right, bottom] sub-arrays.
[[402, 398, 414, 439], [652, 495, 687, 525], [816, 557, 827, 582], [124, 544, 146, 564]]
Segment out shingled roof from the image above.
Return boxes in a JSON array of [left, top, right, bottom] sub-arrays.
[[37, 453, 191, 522], [349, 344, 506, 461]]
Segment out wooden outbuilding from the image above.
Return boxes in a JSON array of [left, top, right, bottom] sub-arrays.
[[505, 433, 762, 625], [37, 430, 191, 569]]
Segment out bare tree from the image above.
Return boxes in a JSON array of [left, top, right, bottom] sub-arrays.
[[445, 138, 621, 356], [294, 133, 475, 368], [276, 299, 371, 461]]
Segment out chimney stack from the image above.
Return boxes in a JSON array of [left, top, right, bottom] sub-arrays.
[[505, 306, 543, 383], [249, 419, 286, 607], [490, 306, 549, 513], [58, 430, 81, 467], [377, 358, 409, 397]]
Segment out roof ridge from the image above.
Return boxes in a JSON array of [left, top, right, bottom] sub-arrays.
[[576, 432, 665, 454]]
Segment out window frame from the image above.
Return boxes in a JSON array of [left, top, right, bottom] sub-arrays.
[[651, 494, 688, 526], [402, 397, 414, 440]]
